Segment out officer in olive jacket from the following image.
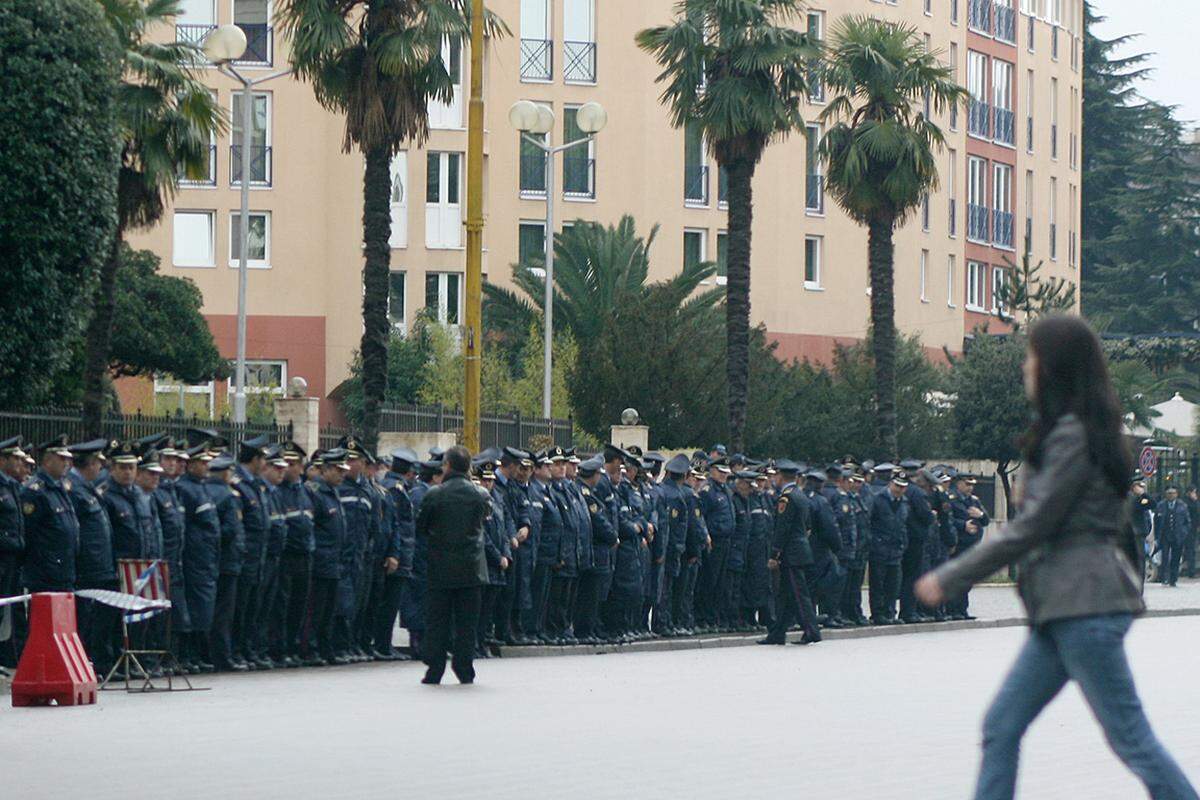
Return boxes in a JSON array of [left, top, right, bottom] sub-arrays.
[[416, 446, 489, 685]]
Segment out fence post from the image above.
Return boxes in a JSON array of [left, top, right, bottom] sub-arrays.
[[436, 403, 445, 433]]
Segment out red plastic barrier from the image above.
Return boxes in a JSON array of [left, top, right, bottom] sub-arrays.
[[12, 593, 97, 707]]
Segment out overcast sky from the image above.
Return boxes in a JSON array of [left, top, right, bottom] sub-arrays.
[[1091, 1, 1200, 130]]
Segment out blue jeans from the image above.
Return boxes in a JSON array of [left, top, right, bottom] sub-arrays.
[[976, 614, 1197, 800]]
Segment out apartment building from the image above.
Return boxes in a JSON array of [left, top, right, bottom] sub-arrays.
[[124, 0, 1084, 424]]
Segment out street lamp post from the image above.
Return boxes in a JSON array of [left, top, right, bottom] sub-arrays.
[[203, 25, 291, 424], [508, 100, 607, 419]]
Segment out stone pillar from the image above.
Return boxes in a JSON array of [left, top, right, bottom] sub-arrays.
[[609, 425, 649, 452], [274, 396, 320, 457]]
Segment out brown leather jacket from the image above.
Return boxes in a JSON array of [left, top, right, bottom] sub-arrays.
[[935, 414, 1145, 626]]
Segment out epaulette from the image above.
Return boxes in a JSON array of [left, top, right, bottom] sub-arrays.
[[305, 480, 320, 492], [580, 487, 591, 496], [96, 484, 106, 496], [230, 475, 241, 484], [26, 480, 43, 492], [700, 485, 710, 493]]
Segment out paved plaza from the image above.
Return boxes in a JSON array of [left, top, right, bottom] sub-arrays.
[[4, 598, 1200, 799]]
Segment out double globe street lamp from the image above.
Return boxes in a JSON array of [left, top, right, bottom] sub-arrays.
[[509, 100, 608, 419]]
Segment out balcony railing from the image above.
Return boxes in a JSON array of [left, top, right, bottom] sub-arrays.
[[968, 203, 990, 242], [563, 41, 596, 83], [968, 0, 992, 33], [949, 198, 958, 237], [233, 23, 272, 66], [718, 166, 728, 206], [806, 174, 824, 213], [1025, 216, 1032, 251], [1026, 116, 1034, 151], [969, 99, 991, 138], [993, 210, 1014, 249], [176, 22, 215, 47], [684, 164, 709, 205], [1051, 123, 1058, 159], [230, 144, 272, 186], [993, 107, 1015, 145], [520, 38, 553, 81], [562, 156, 595, 199], [519, 153, 546, 195], [994, 4, 1016, 43], [179, 144, 217, 187], [1049, 222, 1057, 259]]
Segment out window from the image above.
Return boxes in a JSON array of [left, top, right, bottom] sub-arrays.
[[922, 193, 931, 231], [173, 210, 214, 267], [1050, 77, 1059, 158], [967, 156, 988, 242], [806, 12, 825, 102], [716, 231, 728, 280], [429, 37, 463, 129], [227, 360, 286, 396], [519, 221, 546, 270], [231, 91, 271, 186], [562, 107, 596, 199], [229, 211, 270, 268], [684, 121, 708, 205], [923, 35, 933, 118], [388, 272, 406, 331], [949, 44, 959, 130], [948, 149, 958, 237], [925, 0, 932, 14], [804, 236, 822, 289], [969, 0, 991, 33], [968, 51, 990, 138], [1069, 87, 1078, 169], [1025, 69, 1035, 152], [991, 267, 1007, 315], [232, 0, 271, 66], [1049, 176, 1058, 259], [563, 0, 596, 83], [992, 163, 1013, 249], [425, 151, 462, 248], [920, 250, 929, 302], [520, 131, 548, 196], [992, 59, 1014, 145], [951, 0, 959, 25], [1069, 183, 1077, 267], [520, 0, 552, 81], [1025, 169, 1034, 252], [947, 255, 957, 307], [425, 272, 462, 325], [1027, 8, 1036, 50], [683, 229, 707, 271], [805, 125, 823, 213], [966, 261, 986, 311], [154, 375, 215, 418], [389, 151, 408, 249]]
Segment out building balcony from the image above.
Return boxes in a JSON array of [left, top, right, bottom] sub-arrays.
[[562, 156, 595, 199], [179, 144, 217, 187], [684, 164, 709, 205], [968, 0, 992, 34], [969, 99, 991, 138], [230, 144, 272, 187], [994, 5, 1016, 43], [806, 174, 824, 213], [233, 23, 273, 66], [176, 22, 215, 47], [993, 210, 1014, 249], [968, 203, 990, 243], [520, 39, 553, 81], [993, 107, 1015, 146], [564, 41, 596, 83]]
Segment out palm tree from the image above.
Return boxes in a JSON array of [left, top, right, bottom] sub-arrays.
[[637, 0, 815, 452], [819, 16, 966, 456], [82, 0, 224, 435], [278, 0, 504, 450]]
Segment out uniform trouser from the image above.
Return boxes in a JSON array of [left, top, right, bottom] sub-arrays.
[[372, 573, 406, 654], [307, 576, 339, 660], [357, 561, 386, 649], [478, 584, 503, 646], [868, 559, 902, 621], [76, 578, 120, 671], [573, 569, 605, 638], [947, 540, 979, 617], [768, 565, 820, 641], [841, 563, 868, 621], [514, 544, 536, 633], [898, 535, 928, 620], [672, 560, 699, 629], [423, 585, 482, 683], [231, 571, 260, 660], [494, 566, 516, 641], [276, 552, 311, 657], [546, 576, 576, 637], [810, 563, 846, 620], [210, 573, 240, 666], [531, 561, 554, 636], [720, 569, 744, 626], [654, 565, 675, 632], [697, 539, 731, 625], [1184, 531, 1197, 578], [0, 553, 26, 667], [1162, 539, 1183, 585], [253, 557, 282, 658], [602, 593, 639, 635]]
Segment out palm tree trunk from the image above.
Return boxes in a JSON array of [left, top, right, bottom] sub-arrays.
[[360, 146, 392, 451], [81, 229, 124, 437], [724, 158, 755, 453], [868, 214, 898, 456]]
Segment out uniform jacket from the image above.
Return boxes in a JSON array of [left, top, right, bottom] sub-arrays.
[[416, 474, 490, 589], [805, 487, 842, 566], [1156, 499, 1191, 545], [264, 485, 287, 564], [233, 465, 271, 578], [381, 472, 416, 575], [484, 485, 513, 585], [154, 480, 187, 569], [176, 473, 221, 589], [337, 474, 377, 578], [684, 485, 707, 560], [277, 478, 316, 555], [529, 479, 564, 566], [728, 491, 751, 573], [658, 477, 689, 575], [869, 490, 909, 565], [101, 479, 145, 561], [949, 491, 990, 550], [905, 483, 935, 546], [579, 479, 617, 571], [1128, 493, 1154, 538], [612, 479, 646, 599], [209, 478, 246, 576], [549, 479, 580, 576], [20, 469, 80, 590], [306, 477, 346, 580], [771, 483, 813, 568], [0, 471, 25, 555], [68, 469, 115, 584], [699, 478, 736, 540], [561, 478, 592, 574]]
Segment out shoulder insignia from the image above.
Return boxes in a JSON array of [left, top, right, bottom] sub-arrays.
[[588, 503, 598, 513], [700, 485, 710, 493], [62, 479, 71, 491], [27, 481, 43, 492], [230, 476, 241, 484], [777, 497, 789, 515], [22, 502, 35, 516], [694, 507, 701, 518], [843, 504, 850, 514], [581, 487, 591, 496], [671, 508, 678, 519]]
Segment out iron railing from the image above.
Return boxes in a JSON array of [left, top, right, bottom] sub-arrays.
[[684, 164, 709, 205], [175, 22, 215, 47], [179, 144, 217, 187], [994, 3, 1016, 42], [519, 152, 547, 195], [562, 156, 595, 199], [993, 210, 1015, 249], [993, 107, 1015, 146], [520, 38, 553, 81], [233, 23, 272, 66], [0, 407, 291, 452], [949, 198, 958, 237], [968, 203, 990, 243], [968, 0, 992, 33], [969, 98, 991, 138], [563, 41, 596, 83], [230, 144, 272, 186]]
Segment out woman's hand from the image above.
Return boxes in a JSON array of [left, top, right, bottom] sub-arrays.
[[915, 572, 945, 607]]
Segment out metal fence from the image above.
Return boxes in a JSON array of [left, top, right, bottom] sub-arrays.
[[319, 405, 572, 456], [0, 407, 291, 451]]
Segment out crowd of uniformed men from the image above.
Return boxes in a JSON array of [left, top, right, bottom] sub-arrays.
[[0, 426, 1002, 675]]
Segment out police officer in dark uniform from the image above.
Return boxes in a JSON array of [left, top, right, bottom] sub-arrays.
[[921, 468, 958, 621], [227, 435, 270, 668], [947, 472, 989, 620], [273, 442, 314, 667], [574, 456, 618, 643], [840, 469, 872, 626], [67, 438, 118, 674], [1129, 478, 1154, 579], [823, 465, 858, 628], [495, 447, 533, 644], [1156, 487, 1191, 587], [607, 451, 647, 640], [477, 458, 511, 653], [374, 448, 418, 661], [697, 457, 735, 632], [176, 440, 221, 672], [149, 436, 191, 666], [727, 470, 755, 631], [658, 454, 690, 635], [804, 469, 844, 628], [526, 451, 558, 642], [207, 452, 247, 671], [678, 462, 709, 635], [0, 437, 27, 668], [869, 469, 910, 625], [21, 436, 80, 593], [742, 470, 774, 630], [543, 448, 579, 642], [899, 461, 934, 623], [760, 460, 820, 645], [253, 446, 288, 667], [304, 448, 350, 665]]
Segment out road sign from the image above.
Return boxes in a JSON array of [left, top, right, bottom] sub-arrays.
[[1140, 446, 1158, 477]]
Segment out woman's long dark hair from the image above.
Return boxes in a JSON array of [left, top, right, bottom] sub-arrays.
[[1022, 315, 1132, 496]]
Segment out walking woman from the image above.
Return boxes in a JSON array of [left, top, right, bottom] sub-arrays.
[[916, 315, 1198, 800]]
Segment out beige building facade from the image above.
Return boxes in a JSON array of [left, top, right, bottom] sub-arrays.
[[126, 0, 1084, 424]]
